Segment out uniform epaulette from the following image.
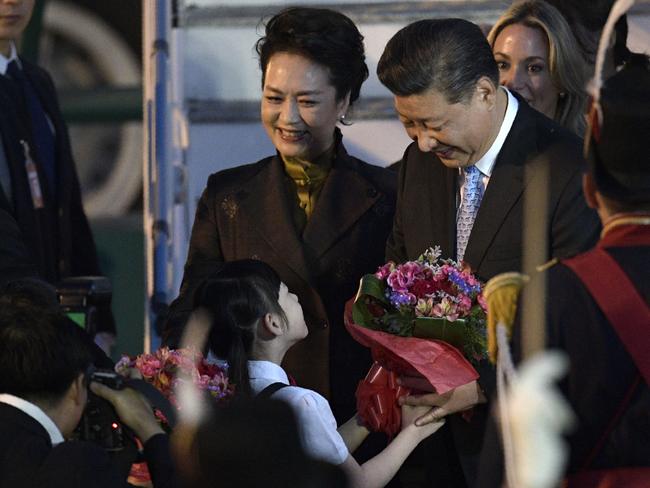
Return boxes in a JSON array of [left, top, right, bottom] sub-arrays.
[[536, 257, 559, 272]]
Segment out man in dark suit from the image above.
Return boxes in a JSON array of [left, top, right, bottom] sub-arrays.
[[376, 19, 600, 487], [0, 288, 175, 488], [0, 1, 112, 333]]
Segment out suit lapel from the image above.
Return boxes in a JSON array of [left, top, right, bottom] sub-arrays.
[[464, 103, 537, 269], [415, 150, 456, 260], [303, 150, 379, 258], [22, 61, 70, 194], [435, 163, 457, 259], [238, 156, 312, 282]]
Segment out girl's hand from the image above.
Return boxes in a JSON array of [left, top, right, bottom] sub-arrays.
[[400, 404, 445, 442]]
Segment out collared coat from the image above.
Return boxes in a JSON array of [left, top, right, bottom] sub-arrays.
[[164, 135, 396, 419]]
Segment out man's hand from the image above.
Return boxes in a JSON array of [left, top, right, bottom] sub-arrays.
[[91, 382, 165, 443], [398, 379, 486, 426]]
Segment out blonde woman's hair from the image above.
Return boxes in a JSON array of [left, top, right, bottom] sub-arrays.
[[488, 0, 588, 135]]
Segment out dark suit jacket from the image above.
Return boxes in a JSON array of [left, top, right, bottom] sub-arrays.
[[0, 58, 100, 284], [163, 134, 396, 420], [0, 402, 176, 488], [477, 241, 650, 487], [0, 207, 38, 287], [0, 402, 117, 488], [387, 98, 600, 486], [387, 98, 599, 278]]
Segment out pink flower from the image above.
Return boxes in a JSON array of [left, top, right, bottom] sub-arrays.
[[375, 261, 395, 280], [135, 357, 162, 379], [387, 262, 422, 292], [432, 297, 460, 321], [457, 294, 472, 316], [477, 293, 488, 313]]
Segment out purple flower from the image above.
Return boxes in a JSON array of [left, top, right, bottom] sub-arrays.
[[388, 290, 417, 308]]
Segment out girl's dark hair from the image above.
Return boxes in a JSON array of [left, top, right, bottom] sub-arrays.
[[193, 260, 286, 397], [256, 7, 369, 106]]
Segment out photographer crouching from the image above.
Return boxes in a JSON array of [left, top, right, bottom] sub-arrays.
[[0, 286, 177, 488]]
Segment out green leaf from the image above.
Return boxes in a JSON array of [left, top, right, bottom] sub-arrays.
[[413, 317, 470, 349], [352, 274, 389, 330]]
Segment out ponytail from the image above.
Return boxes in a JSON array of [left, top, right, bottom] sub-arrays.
[[192, 260, 286, 398]]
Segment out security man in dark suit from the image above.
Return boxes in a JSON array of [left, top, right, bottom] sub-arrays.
[[0, 287, 176, 488], [375, 18, 600, 487], [0, 0, 114, 334]]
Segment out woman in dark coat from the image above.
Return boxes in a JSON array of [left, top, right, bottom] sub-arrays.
[[163, 7, 396, 421]]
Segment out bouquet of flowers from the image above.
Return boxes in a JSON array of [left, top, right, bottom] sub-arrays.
[[115, 347, 234, 411], [115, 347, 234, 486], [346, 247, 487, 436]]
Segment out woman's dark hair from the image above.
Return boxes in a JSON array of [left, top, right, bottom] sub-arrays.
[[256, 7, 369, 106], [192, 260, 286, 397]]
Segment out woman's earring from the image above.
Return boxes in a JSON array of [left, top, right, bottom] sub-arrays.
[[559, 92, 566, 98], [339, 113, 353, 126]]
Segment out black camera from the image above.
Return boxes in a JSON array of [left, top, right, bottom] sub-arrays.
[[72, 368, 131, 452], [57, 276, 112, 336]]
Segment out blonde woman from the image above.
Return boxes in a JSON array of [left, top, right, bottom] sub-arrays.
[[488, 0, 588, 135]]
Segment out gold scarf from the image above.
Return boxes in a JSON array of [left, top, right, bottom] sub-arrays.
[[282, 147, 333, 219]]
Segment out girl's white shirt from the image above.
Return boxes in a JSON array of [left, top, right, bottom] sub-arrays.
[[248, 360, 349, 465]]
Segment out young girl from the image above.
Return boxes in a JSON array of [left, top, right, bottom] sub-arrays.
[[193, 260, 444, 488]]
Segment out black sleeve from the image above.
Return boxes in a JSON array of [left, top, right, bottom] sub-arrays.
[[143, 434, 178, 488], [35, 441, 125, 488], [0, 208, 39, 288]]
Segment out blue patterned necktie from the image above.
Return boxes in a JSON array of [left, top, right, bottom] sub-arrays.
[[6, 60, 57, 194], [456, 165, 484, 262]]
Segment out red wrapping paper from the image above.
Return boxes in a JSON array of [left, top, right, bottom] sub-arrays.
[[345, 300, 479, 435], [356, 362, 410, 437]]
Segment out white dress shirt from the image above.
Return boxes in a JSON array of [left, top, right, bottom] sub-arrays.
[[0, 393, 65, 445], [248, 360, 349, 465], [458, 87, 519, 203]]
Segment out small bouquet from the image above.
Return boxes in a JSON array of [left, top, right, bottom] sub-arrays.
[[115, 347, 234, 412], [346, 247, 488, 436], [115, 347, 234, 487]]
